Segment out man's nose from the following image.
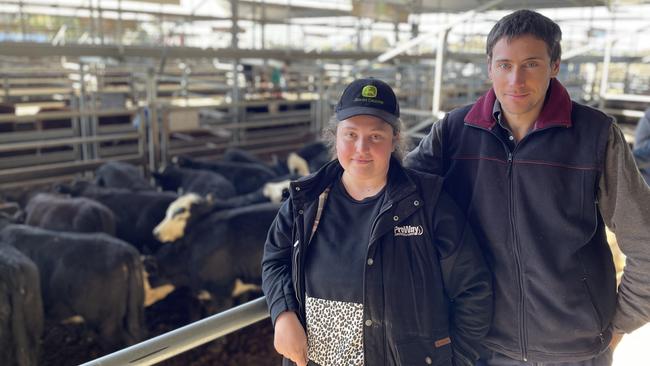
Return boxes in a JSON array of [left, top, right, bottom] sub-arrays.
[[509, 67, 525, 87]]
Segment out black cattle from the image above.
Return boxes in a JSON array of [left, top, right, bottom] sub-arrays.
[[223, 147, 308, 177], [152, 179, 290, 242], [173, 155, 277, 195], [152, 166, 236, 198], [0, 245, 43, 366], [151, 201, 280, 310], [25, 193, 116, 235], [0, 225, 144, 350], [57, 180, 177, 254], [295, 141, 330, 173], [95, 161, 155, 191]]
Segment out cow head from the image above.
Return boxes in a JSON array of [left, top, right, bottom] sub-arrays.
[[262, 179, 291, 203], [287, 152, 310, 176], [153, 193, 214, 243], [151, 166, 182, 193], [0, 211, 14, 230], [54, 179, 93, 196]]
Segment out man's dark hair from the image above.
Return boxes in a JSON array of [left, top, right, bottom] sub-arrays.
[[486, 9, 562, 63]]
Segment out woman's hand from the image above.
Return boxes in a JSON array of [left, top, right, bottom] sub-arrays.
[[274, 311, 308, 366]]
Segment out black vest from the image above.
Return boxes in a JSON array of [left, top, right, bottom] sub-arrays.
[[440, 99, 615, 362]]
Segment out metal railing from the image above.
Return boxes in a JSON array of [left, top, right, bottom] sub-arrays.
[[81, 297, 269, 366]]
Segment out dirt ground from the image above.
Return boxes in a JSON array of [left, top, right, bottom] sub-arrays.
[[41, 289, 281, 366]]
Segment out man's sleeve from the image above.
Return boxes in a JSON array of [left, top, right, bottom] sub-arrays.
[[261, 199, 300, 326], [597, 123, 650, 334], [404, 115, 447, 175], [434, 190, 493, 365]]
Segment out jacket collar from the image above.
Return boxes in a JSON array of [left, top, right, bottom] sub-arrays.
[[290, 157, 417, 206], [464, 78, 572, 130]]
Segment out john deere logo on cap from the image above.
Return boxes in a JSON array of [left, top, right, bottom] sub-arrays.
[[361, 85, 377, 98]]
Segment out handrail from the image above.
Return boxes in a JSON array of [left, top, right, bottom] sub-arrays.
[[81, 297, 270, 366]]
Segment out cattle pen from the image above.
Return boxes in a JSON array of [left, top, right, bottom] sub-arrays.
[[80, 297, 269, 366], [1, 1, 650, 365]]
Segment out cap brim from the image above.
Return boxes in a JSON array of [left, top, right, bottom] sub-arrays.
[[336, 107, 398, 126]]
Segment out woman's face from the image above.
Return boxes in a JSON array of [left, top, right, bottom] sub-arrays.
[[336, 115, 396, 183]]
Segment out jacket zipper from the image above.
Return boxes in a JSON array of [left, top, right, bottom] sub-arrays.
[[292, 189, 330, 320]]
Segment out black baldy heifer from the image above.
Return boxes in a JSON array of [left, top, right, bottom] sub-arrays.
[[0, 245, 43, 366], [0, 225, 145, 350], [152, 201, 280, 310], [152, 166, 236, 198], [152, 180, 290, 243], [58, 180, 177, 254], [95, 161, 155, 191], [173, 155, 277, 195], [295, 141, 330, 173], [25, 193, 116, 235]]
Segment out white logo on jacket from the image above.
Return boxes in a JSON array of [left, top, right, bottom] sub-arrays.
[[394, 225, 424, 236]]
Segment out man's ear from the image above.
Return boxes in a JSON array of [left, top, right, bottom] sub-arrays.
[[550, 59, 560, 77]]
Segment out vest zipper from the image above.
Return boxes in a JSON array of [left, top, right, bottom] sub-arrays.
[[466, 123, 569, 361], [478, 125, 529, 361], [507, 151, 528, 362]]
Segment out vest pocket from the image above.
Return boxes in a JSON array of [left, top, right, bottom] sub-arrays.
[[395, 335, 452, 365], [582, 277, 604, 334]]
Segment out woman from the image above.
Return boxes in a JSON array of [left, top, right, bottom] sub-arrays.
[[262, 78, 492, 366]]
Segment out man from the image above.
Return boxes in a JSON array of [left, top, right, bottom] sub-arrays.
[[405, 9, 650, 366], [633, 107, 650, 184]]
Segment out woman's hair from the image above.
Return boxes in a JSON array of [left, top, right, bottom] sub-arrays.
[[321, 115, 409, 162]]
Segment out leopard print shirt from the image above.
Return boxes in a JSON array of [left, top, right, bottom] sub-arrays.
[[305, 295, 364, 366]]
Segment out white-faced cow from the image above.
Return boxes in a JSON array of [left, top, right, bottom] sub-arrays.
[[25, 193, 116, 235], [0, 225, 145, 351], [0, 244, 43, 366], [150, 198, 280, 311]]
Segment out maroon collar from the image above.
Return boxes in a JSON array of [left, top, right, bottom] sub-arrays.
[[464, 78, 573, 130]]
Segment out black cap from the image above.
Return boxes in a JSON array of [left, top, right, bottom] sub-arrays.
[[335, 78, 400, 128]]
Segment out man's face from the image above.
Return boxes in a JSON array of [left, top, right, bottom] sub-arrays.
[[488, 35, 560, 124]]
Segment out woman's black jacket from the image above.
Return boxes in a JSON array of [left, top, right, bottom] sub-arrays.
[[262, 158, 492, 366]]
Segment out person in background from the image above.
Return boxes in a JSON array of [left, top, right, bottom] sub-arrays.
[[262, 78, 493, 366], [405, 9, 650, 366]]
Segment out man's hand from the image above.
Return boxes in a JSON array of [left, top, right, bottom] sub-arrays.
[[609, 332, 624, 351], [274, 311, 308, 366]]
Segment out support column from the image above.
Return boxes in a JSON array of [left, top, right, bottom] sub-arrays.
[[598, 33, 612, 109], [230, 0, 241, 142], [432, 29, 449, 116], [146, 67, 160, 173]]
